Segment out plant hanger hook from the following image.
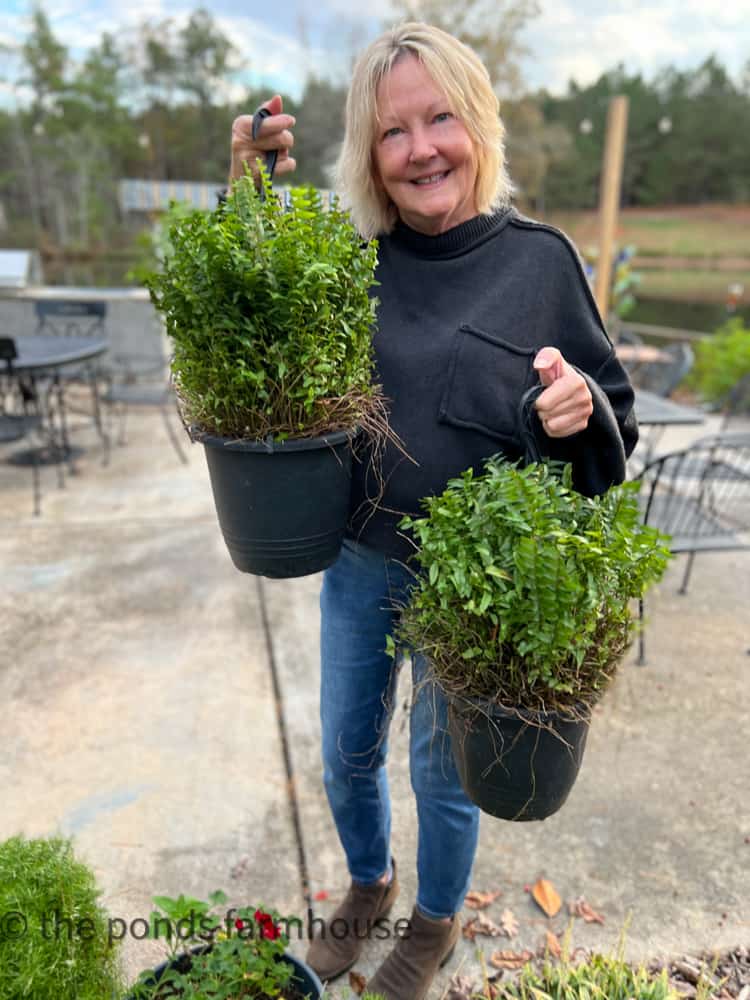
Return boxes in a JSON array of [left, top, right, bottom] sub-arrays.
[[251, 107, 278, 199]]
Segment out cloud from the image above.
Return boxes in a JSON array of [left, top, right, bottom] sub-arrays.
[[1, 0, 747, 109], [519, 0, 748, 94]]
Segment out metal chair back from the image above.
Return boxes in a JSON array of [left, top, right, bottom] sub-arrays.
[[720, 372, 750, 431], [640, 432, 750, 547], [34, 300, 107, 338], [0, 336, 17, 374], [636, 432, 750, 663], [634, 342, 694, 397]]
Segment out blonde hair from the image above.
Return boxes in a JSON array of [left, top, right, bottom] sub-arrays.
[[335, 21, 513, 239]]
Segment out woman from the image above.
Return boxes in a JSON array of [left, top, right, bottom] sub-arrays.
[[229, 23, 637, 1000]]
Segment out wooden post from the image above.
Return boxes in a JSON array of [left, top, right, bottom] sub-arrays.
[[594, 96, 629, 322]]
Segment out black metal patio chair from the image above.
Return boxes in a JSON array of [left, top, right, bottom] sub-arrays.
[[101, 358, 188, 464], [0, 336, 46, 514], [631, 341, 695, 397], [720, 372, 750, 431], [637, 432, 750, 664], [628, 342, 698, 475], [33, 299, 110, 460]]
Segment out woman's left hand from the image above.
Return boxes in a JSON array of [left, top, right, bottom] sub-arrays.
[[532, 347, 593, 438]]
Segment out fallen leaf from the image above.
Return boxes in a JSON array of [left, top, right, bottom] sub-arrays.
[[531, 878, 562, 918], [568, 896, 605, 924], [490, 949, 535, 971], [543, 930, 562, 957], [313, 890, 329, 901], [465, 889, 502, 910], [463, 911, 504, 940], [445, 973, 477, 999], [349, 970, 366, 995], [499, 908, 519, 938], [229, 856, 251, 880]]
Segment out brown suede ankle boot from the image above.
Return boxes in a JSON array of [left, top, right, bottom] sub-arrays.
[[365, 904, 460, 1000], [305, 858, 399, 981]]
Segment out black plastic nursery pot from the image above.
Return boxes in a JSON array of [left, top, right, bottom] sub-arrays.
[[200, 428, 354, 579], [127, 946, 323, 999], [446, 694, 590, 822]]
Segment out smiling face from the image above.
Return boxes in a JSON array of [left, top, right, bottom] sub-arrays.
[[372, 52, 479, 236]]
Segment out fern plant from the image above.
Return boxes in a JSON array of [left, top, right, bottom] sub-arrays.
[[144, 168, 383, 441], [394, 458, 670, 712]]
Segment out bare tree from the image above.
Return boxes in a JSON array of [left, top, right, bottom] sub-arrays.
[[385, 0, 541, 95]]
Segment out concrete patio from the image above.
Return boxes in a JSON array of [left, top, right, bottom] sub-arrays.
[[1, 404, 748, 998]]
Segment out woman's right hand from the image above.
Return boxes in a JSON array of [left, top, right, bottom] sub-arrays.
[[229, 94, 297, 185]]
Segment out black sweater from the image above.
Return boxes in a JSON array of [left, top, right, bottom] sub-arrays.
[[346, 208, 638, 563]]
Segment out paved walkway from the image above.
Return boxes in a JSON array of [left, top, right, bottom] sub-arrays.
[[1, 409, 748, 998]]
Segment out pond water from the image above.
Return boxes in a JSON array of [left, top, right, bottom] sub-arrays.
[[629, 297, 749, 333]]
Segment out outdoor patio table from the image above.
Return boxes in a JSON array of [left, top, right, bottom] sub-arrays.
[[3, 333, 109, 467], [7, 334, 108, 374], [634, 389, 706, 427]]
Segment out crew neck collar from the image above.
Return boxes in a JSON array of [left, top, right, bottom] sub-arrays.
[[388, 207, 513, 258]]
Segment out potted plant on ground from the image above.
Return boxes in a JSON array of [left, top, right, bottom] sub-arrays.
[[145, 168, 396, 578], [0, 834, 124, 1000], [127, 891, 322, 999], [392, 457, 670, 821]]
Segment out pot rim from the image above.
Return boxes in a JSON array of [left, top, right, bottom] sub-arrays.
[[195, 426, 357, 453], [445, 689, 592, 724], [128, 945, 323, 997]]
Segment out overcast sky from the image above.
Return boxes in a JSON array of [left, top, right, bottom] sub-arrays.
[[1, 0, 748, 107]]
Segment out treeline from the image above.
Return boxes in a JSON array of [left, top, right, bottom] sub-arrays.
[[1, 7, 749, 254]]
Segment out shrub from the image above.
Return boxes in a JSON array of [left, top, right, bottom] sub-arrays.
[[145, 169, 382, 441], [394, 458, 670, 712], [0, 834, 123, 1000], [687, 317, 750, 408]]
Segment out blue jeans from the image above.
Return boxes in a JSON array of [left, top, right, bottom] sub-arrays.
[[319, 537, 480, 919]]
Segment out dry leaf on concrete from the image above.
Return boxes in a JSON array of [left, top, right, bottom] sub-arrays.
[[568, 896, 605, 924], [531, 878, 562, 917], [543, 930, 562, 957], [499, 909, 519, 938], [490, 949, 535, 970], [465, 889, 503, 909], [349, 970, 366, 995], [445, 973, 477, 999], [463, 911, 504, 940]]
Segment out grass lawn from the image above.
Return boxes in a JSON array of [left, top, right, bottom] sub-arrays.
[[542, 204, 750, 259], [637, 268, 748, 302]]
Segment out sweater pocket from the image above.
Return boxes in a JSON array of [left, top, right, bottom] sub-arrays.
[[438, 324, 536, 447]]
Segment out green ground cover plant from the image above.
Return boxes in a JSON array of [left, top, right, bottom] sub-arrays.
[[145, 167, 384, 442], [0, 834, 123, 1000], [494, 951, 683, 999], [393, 458, 670, 713], [687, 317, 750, 407]]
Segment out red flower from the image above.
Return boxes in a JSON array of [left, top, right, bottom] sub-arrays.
[[254, 909, 281, 940], [235, 918, 244, 930]]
